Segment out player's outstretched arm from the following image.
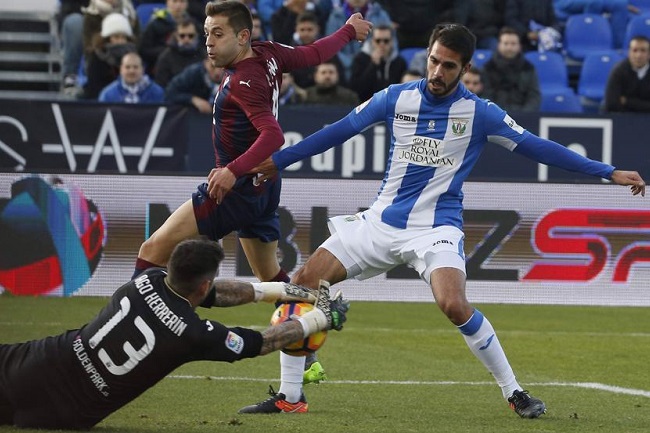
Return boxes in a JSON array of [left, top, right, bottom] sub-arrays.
[[611, 170, 646, 196], [210, 280, 316, 307]]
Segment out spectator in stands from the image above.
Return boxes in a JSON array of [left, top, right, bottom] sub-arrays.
[[165, 58, 224, 113], [553, 0, 638, 49], [407, 49, 428, 76], [504, 0, 561, 52], [154, 16, 204, 88], [99, 51, 165, 102], [289, 11, 347, 88], [400, 69, 423, 83], [457, 0, 506, 50], [279, 72, 307, 105], [349, 24, 407, 102], [251, 12, 267, 41], [187, 0, 213, 25], [139, 0, 193, 77], [481, 27, 541, 111], [604, 35, 650, 112], [82, 0, 139, 60], [82, 12, 137, 99], [326, 0, 393, 82], [376, 0, 455, 49], [461, 66, 484, 96], [258, 0, 331, 39], [303, 61, 359, 105], [59, 0, 89, 95], [271, 0, 323, 45]]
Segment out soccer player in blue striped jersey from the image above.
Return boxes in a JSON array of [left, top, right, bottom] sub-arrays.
[[239, 23, 646, 417]]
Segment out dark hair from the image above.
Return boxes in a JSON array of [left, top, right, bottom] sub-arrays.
[[373, 23, 393, 35], [296, 11, 319, 26], [630, 35, 650, 47], [205, 0, 253, 34], [428, 23, 476, 66], [167, 238, 224, 297], [176, 16, 197, 29], [467, 66, 481, 76], [498, 26, 520, 40]]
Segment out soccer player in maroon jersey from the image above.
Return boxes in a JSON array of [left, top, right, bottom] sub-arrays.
[[132, 3, 370, 288]]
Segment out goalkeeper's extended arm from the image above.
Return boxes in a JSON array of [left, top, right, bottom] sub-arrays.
[[208, 280, 316, 307]]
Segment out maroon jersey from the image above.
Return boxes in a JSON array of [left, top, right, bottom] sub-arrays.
[[211, 25, 356, 177]]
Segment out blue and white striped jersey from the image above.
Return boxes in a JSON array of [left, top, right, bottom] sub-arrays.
[[274, 79, 614, 231], [348, 79, 530, 230]]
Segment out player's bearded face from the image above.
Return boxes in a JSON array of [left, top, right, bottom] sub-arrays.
[[426, 42, 465, 97]]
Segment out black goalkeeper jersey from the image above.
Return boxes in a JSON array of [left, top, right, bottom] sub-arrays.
[[0, 268, 263, 429]]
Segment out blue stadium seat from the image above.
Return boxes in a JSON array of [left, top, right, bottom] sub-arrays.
[[540, 87, 583, 113], [624, 14, 650, 49], [577, 51, 625, 102], [471, 49, 492, 68], [524, 51, 569, 92], [400, 47, 426, 66], [136, 3, 165, 29], [564, 13, 613, 61]]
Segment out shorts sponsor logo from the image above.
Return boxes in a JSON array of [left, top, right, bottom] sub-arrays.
[[225, 331, 244, 354]]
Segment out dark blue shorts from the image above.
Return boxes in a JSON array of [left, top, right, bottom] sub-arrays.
[[192, 175, 281, 242]]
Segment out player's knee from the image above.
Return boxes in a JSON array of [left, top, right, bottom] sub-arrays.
[[436, 296, 472, 325], [290, 267, 320, 289], [138, 233, 170, 264]]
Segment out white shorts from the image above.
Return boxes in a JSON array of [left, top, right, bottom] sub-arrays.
[[321, 211, 466, 285]]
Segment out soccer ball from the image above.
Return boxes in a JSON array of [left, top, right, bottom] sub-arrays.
[[270, 302, 327, 356]]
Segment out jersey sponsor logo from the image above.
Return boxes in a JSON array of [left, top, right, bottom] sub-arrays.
[[239, 80, 251, 87], [225, 331, 244, 354], [451, 118, 468, 135], [396, 135, 455, 167], [394, 113, 417, 122], [503, 114, 524, 134], [73, 336, 110, 396]]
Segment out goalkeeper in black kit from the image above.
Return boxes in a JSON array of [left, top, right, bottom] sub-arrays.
[[0, 238, 348, 430]]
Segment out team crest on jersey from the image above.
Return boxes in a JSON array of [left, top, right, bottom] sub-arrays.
[[451, 118, 468, 135], [427, 120, 436, 131], [225, 331, 244, 354]]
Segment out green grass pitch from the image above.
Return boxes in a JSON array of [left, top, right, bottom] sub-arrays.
[[0, 295, 649, 432]]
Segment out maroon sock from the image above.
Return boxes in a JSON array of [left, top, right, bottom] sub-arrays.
[[132, 258, 162, 279], [271, 268, 290, 283]]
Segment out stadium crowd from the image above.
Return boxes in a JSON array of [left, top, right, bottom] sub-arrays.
[[56, 0, 650, 113]]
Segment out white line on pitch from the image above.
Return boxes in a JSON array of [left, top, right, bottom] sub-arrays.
[[167, 375, 650, 398]]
